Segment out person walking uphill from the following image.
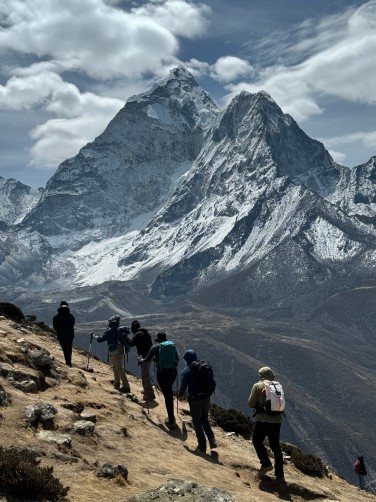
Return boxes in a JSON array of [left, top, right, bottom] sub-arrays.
[[53, 300, 75, 367], [248, 366, 287, 492], [126, 320, 155, 400], [139, 332, 179, 429], [177, 349, 217, 454], [94, 316, 131, 393], [354, 455, 367, 490]]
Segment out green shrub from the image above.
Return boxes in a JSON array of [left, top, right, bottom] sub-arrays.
[[210, 403, 254, 439], [281, 442, 326, 477], [0, 447, 69, 501]]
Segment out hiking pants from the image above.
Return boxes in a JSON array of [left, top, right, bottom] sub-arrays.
[[110, 352, 130, 389], [358, 474, 365, 490], [141, 359, 155, 399], [157, 368, 177, 423], [58, 335, 74, 366], [189, 396, 215, 450], [252, 421, 284, 478]]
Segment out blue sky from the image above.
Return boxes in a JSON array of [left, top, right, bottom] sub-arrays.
[[0, 0, 375, 188]]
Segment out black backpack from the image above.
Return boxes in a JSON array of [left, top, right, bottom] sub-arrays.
[[117, 326, 131, 353], [189, 360, 216, 399]]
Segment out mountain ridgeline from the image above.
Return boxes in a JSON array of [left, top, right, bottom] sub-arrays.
[[1, 67, 376, 485]]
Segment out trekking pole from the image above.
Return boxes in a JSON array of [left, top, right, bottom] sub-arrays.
[[86, 332, 94, 370], [176, 371, 179, 417]]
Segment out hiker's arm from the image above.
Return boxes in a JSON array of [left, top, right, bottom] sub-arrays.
[[140, 344, 157, 364], [95, 329, 110, 343], [177, 368, 189, 397], [248, 383, 259, 408]]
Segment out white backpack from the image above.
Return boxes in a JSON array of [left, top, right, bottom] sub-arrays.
[[262, 380, 285, 415]]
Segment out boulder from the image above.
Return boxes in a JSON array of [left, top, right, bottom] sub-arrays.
[[96, 463, 128, 480], [38, 430, 72, 447], [25, 402, 58, 428]]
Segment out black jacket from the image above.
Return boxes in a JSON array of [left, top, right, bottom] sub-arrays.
[[126, 328, 152, 358], [53, 306, 75, 339]]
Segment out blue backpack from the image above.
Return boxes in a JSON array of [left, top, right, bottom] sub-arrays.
[[157, 341, 178, 370]]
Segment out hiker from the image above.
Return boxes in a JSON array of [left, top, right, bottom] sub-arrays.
[[126, 320, 155, 400], [94, 316, 131, 393], [177, 349, 217, 453], [139, 332, 179, 429], [354, 455, 367, 490], [52, 300, 75, 367], [248, 366, 286, 491]]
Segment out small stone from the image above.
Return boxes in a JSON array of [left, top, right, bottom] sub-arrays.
[[73, 420, 95, 435]]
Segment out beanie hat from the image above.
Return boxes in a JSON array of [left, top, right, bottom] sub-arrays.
[[155, 332, 167, 342], [131, 320, 140, 332], [60, 300, 69, 306], [183, 349, 197, 364], [259, 366, 275, 380], [108, 315, 120, 325]]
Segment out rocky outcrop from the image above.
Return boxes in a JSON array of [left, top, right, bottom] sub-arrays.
[[128, 479, 234, 502]]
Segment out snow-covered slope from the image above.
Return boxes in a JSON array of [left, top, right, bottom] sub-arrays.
[[1, 67, 376, 315], [0, 177, 42, 226]]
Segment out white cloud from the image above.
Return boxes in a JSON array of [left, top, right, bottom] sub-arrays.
[[224, 1, 376, 122], [29, 107, 122, 169], [211, 56, 254, 83], [132, 0, 211, 39], [324, 131, 376, 150], [0, 0, 209, 79], [0, 0, 210, 170]]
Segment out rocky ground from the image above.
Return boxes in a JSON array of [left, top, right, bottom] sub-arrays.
[[0, 312, 375, 502]]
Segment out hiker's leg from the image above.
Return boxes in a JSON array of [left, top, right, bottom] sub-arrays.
[[252, 421, 271, 467], [157, 370, 175, 423], [266, 423, 284, 478], [201, 396, 215, 441], [189, 399, 206, 451], [110, 353, 130, 389], [359, 474, 365, 489], [141, 359, 155, 399], [59, 336, 72, 365]]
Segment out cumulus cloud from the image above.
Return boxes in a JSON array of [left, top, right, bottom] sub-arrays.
[[224, 1, 376, 121], [0, 0, 210, 170], [210, 56, 254, 83], [324, 131, 376, 150], [0, 0, 209, 79]]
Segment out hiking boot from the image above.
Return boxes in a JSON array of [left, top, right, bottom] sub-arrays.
[[164, 418, 176, 429], [258, 463, 273, 476], [119, 386, 131, 393], [143, 394, 156, 401], [209, 438, 217, 449], [276, 477, 288, 492], [114, 382, 120, 390], [194, 445, 207, 454]]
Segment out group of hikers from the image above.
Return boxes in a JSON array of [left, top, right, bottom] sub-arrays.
[[52, 301, 369, 493]]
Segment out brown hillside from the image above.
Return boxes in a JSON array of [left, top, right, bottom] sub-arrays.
[[0, 314, 374, 502]]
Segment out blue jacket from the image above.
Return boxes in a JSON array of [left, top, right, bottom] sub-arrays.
[[96, 325, 119, 353], [178, 349, 200, 396]]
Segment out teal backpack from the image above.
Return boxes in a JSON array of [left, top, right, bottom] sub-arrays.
[[157, 341, 178, 371]]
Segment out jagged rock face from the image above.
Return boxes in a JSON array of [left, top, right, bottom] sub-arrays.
[[0, 177, 42, 226], [22, 67, 220, 242], [1, 67, 376, 316]]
